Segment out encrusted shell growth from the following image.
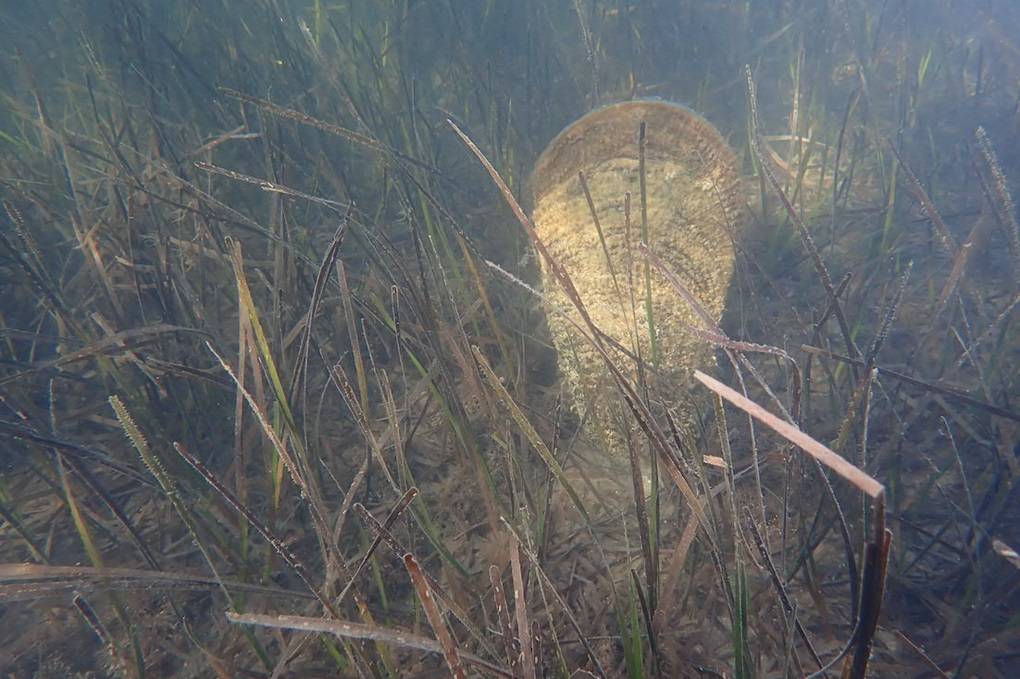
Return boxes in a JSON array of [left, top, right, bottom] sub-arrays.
[[529, 100, 743, 459]]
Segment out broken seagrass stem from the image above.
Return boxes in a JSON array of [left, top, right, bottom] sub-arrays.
[[528, 100, 743, 467]]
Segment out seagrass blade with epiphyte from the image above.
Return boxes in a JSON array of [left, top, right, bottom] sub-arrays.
[[528, 100, 744, 462]]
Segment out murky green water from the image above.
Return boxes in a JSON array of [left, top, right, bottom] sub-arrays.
[[1, 2, 1018, 677]]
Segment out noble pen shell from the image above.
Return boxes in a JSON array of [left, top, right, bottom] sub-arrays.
[[528, 100, 744, 461]]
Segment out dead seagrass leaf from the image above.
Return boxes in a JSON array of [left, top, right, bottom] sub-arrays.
[[529, 100, 743, 462]]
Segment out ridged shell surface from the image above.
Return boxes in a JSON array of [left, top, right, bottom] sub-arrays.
[[529, 100, 742, 458]]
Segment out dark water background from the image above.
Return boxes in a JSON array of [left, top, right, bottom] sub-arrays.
[[1, 1, 1018, 677]]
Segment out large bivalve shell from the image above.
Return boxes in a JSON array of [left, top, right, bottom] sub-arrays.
[[529, 100, 742, 461]]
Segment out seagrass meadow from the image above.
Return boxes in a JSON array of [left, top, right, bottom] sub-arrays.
[[1, 1, 1019, 677]]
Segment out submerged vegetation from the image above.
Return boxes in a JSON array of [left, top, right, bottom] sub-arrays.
[[1, 0, 1019, 676]]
